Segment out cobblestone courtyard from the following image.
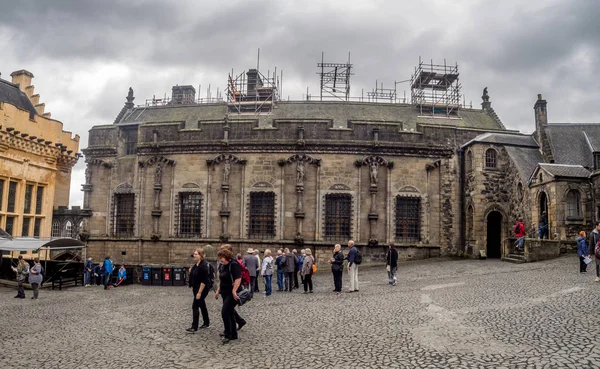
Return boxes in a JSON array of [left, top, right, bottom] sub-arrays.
[[1, 256, 599, 369]]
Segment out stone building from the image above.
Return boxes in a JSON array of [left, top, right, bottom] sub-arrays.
[[0, 70, 80, 251]]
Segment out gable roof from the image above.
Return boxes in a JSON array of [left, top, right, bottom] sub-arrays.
[[461, 132, 538, 150], [0, 78, 37, 116], [505, 146, 544, 179], [538, 163, 591, 179], [545, 123, 600, 169]]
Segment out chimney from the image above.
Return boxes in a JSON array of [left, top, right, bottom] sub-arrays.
[[246, 69, 263, 97], [171, 85, 196, 105], [534, 93, 548, 127], [533, 94, 554, 163], [10, 70, 34, 93]]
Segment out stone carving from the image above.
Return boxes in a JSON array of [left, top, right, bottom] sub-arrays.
[[482, 87, 489, 102], [297, 161, 305, 184], [369, 161, 378, 184], [223, 158, 231, 183], [127, 87, 134, 103], [85, 167, 91, 184], [155, 164, 162, 184]]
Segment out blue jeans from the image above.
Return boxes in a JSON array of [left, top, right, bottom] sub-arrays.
[[84, 271, 91, 285], [277, 270, 284, 290], [264, 275, 272, 296], [538, 225, 548, 239]]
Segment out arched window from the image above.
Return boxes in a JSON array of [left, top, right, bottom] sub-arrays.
[[485, 149, 497, 169], [566, 190, 581, 218], [65, 220, 73, 238], [52, 220, 61, 237], [466, 150, 473, 172]]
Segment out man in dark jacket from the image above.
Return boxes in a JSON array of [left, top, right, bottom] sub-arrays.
[[538, 211, 548, 239], [283, 248, 296, 292], [386, 243, 399, 286], [293, 249, 300, 289]]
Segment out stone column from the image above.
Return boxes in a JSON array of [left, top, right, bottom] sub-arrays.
[[151, 164, 163, 235]]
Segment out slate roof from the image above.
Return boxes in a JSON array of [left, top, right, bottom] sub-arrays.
[[538, 163, 591, 178], [461, 132, 538, 149], [0, 78, 37, 116], [116, 101, 505, 131], [545, 123, 600, 169], [505, 146, 544, 179]]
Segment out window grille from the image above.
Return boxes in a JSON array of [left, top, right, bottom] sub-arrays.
[[248, 192, 275, 239], [395, 196, 421, 242], [179, 192, 202, 237], [7, 181, 17, 213], [24, 184, 33, 214], [22, 218, 31, 237], [566, 190, 581, 218], [324, 194, 352, 241], [5, 216, 15, 236], [485, 149, 497, 169], [34, 218, 41, 238], [66, 221, 73, 238], [35, 186, 44, 214], [0, 179, 4, 210], [114, 194, 135, 237], [123, 129, 138, 155], [52, 220, 61, 237]]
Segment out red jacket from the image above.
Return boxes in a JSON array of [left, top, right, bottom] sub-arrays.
[[514, 221, 526, 237]]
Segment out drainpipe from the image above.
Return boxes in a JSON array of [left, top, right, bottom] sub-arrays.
[[458, 147, 465, 256]]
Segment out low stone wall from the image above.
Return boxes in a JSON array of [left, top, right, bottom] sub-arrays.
[[524, 239, 561, 262]]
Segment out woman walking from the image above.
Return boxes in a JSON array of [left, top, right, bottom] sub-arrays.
[[577, 231, 589, 273], [301, 249, 315, 294], [215, 249, 243, 344], [329, 244, 344, 294], [386, 243, 399, 286], [186, 248, 211, 333], [261, 249, 274, 297], [28, 258, 43, 300], [11, 255, 29, 299]]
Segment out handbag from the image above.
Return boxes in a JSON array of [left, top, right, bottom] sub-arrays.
[[386, 265, 391, 272], [229, 262, 252, 306]]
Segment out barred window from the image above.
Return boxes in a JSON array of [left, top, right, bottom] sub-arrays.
[[52, 220, 61, 237], [114, 194, 135, 237], [65, 220, 73, 238], [0, 179, 4, 210], [5, 216, 15, 236], [324, 194, 352, 241], [179, 192, 202, 237], [35, 186, 44, 214], [566, 190, 581, 218], [485, 149, 497, 169], [7, 181, 17, 213], [248, 192, 275, 239], [22, 217, 31, 237], [395, 196, 421, 242], [34, 218, 41, 238], [24, 184, 34, 214]]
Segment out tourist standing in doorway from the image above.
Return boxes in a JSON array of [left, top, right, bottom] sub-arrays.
[[386, 243, 398, 286], [578, 231, 589, 273], [301, 249, 314, 294], [243, 248, 258, 296], [261, 249, 274, 297], [103, 256, 114, 290], [187, 248, 211, 333], [28, 258, 43, 300], [539, 211, 549, 239], [84, 256, 93, 287], [11, 255, 29, 299], [346, 240, 359, 293], [275, 250, 285, 291], [215, 249, 243, 344], [589, 222, 600, 282], [330, 244, 344, 294], [283, 248, 296, 292]]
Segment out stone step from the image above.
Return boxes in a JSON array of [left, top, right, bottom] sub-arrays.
[[502, 255, 526, 264]]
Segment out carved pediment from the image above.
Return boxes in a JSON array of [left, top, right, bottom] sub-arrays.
[[182, 182, 200, 189], [206, 154, 247, 166], [278, 154, 321, 166], [138, 155, 176, 168], [329, 184, 351, 190]]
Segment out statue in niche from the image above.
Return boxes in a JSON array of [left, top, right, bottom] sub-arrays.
[[223, 158, 231, 183], [85, 167, 92, 184], [482, 87, 489, 102], [296, 161, 305, 184], [369, 161, 378, 184], [155, 164, 162, 184]]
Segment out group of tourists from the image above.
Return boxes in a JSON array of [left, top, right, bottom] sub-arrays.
[[83, 256, 128, 289], [11, 255, 43, 300], [576, 221, 600, 279], [512, 211, 550, 252]]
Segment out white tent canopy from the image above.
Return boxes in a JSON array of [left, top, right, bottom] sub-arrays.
[[0, 237, 86, 252]]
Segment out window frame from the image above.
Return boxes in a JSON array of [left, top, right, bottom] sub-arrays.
[[248, 191, 276, 239], [324, 193, 352, 241], [178, 192, 203, 238], [566, 190, 581, 219], [114, 193, 135, 238], [395, 196, 421, 243], [24, 184, 34, 214], [485, 149, 497, 169], [7, 181, 18, 213]]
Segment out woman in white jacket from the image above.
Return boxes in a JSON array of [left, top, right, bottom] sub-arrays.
[[261, 249, 274, 297]]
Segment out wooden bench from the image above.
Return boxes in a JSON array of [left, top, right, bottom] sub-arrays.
[[50, 272, 82, 290]]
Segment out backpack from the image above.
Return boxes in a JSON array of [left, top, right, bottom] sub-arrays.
[[239, 263, 251, 285], [354, 249, 363, 265], [514, 222, 523, 235], [311, 263, 317, 274], [207, 263, 215, 288], [595, 241, 600, 259]]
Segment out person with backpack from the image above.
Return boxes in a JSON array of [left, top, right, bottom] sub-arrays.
[[187, 247, 212, 333], [11, 255, 29, 299], [301, 249, 315, 294], [589, 222, 600, 282], [386, 243, 399, 286], [514, 218, 526, 252], [577, 231, 589, 273], [346, 240, 360, 293], [261, 249, 274, 297], [28, 258, 43, 300], [330, 244, 345, 294], [275, 250, 285, 291], [236, 254, 252, 289]]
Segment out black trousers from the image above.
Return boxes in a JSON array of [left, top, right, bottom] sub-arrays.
[[285, 272, 294, 291], [221, 293, 238, 339], [250, 276, 259, 293], [597, 263, 600, 277], [580, 256, 587, 273], [192, 288, 210, 329], [303, 274, 313, 292], [332, 270, 343, 292], [294, 271, 299, 288]]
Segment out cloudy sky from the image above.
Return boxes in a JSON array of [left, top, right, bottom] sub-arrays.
[[1, 0, 598, 206]]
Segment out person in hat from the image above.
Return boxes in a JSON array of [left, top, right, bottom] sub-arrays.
[[242, 248, 258, 296], [11, 255, 29, 299]]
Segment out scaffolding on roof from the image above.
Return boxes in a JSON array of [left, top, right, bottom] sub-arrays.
[[225, 68, 280, 114], [318, 52, 353, 101], [410, 57, 461, 117]]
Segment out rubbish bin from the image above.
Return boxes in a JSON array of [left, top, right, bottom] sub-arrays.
[[151, 267, 162, 286], [162, 267, 172, 286], [172, 267, 186, 286], [141, 267, 151, 286]]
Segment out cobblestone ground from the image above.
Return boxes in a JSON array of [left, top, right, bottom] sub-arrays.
[[1, 256, 600, 369]]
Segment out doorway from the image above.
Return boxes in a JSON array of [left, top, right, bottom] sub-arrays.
[[486, 211, 503, 258], [539, 192, 548, 215]]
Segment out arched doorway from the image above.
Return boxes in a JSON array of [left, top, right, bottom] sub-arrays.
[[539, 191, 548, 215], [486, 211, 503, 258]]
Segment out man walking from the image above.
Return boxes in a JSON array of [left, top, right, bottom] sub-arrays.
[[103, 256, 114, 290], [242, 248, 258, 296], [283, 248, 296, 292], [84, 256, 93, 287], [590, 222, 600, 282], [346, 240, 359, 292], [386, 243, 398, 286]]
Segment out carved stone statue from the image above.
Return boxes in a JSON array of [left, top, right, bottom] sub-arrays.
[[296, 161, 305, 184], [127, 87, 134, 103], [155, 164, 162, 184], [369, 161, 378, 184], [482, 87, 489, 102], [223, 158, 231, 183], [85, 167, 91, 184]]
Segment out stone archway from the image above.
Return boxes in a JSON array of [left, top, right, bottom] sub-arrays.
[[486, 211, 503, 258], [539, 191, 548, 216]]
